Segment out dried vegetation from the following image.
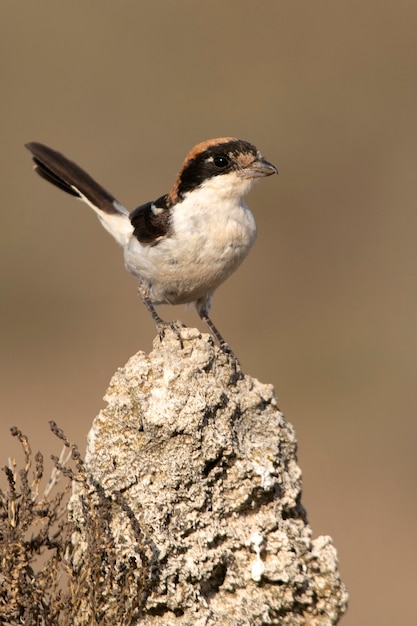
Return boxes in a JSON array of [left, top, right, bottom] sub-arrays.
[[0, 422, 147, 626]]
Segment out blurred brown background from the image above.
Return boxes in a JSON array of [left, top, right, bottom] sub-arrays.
[[1, 2, 416, 623]]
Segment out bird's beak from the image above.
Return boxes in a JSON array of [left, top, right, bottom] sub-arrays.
[[239, 157, 278, 179]]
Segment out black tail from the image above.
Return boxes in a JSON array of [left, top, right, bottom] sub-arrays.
[[25, 142, 122, 216]]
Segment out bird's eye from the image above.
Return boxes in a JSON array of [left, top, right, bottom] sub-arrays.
[[213, 156, 230, 168]]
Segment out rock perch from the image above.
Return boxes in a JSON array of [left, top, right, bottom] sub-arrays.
[[69, 327, 348, 625]]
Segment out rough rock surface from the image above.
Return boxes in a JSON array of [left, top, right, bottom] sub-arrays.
[[70, 327, 348, 625]]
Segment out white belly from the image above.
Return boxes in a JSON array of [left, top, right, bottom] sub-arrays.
[[123, 193, 257, 306]]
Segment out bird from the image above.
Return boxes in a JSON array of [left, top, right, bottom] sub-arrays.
[[25, 138, 277, 355]]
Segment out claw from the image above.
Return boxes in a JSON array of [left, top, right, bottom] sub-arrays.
[[155, 320, 186, 348], [219, 342, 243, 383]]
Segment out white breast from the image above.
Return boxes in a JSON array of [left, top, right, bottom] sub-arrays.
[[124, 172, 257, 306]]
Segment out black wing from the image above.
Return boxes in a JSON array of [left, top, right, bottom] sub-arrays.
[[130, 195, 172, 244]]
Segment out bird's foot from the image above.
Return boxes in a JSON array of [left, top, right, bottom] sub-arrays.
[[156, 320, 187, 348], [197, 310, 243, 383], [139, 291, 186, 348], [219, 341, 243, 383]]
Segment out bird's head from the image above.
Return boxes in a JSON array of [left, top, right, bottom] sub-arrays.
[[169, 137, 277, 204]]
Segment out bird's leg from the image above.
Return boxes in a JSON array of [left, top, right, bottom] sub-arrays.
[[196, 298, 242, 377], [138, 287, 185, 347], [140, 293, 166, 337], [198, 310, 228, 350], [198, 310, 242, 381]]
